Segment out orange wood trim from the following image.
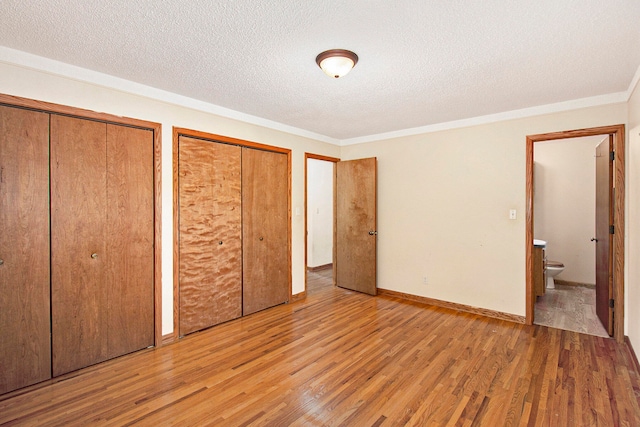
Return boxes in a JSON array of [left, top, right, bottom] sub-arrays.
[[153, 120, 162, 348], [172, 127, 181, 341], [0, 94, 160, 130], [287, 149, 292, 303], [307, 263, 333, 272], [304, 153, 340, 294], [290, 291, 307, 303], [613, 128, 625, 343], [161, 333, 176, 346], [625, 336, 640, 375], [525, 124, 625, 343], [377, 289, 526, 324], [0, 93, 163, 348], [525, 137, 534, 325], [173, 127, 291, 154]]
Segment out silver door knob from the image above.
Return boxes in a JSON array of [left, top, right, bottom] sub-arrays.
[[91, 253, 98, 259], [0, 259, 4, 265], [259, 237, 264, 241], [219, 241, 223, 245], [369, 230, 378, 235]]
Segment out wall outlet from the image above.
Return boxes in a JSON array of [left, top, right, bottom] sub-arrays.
[[509, 209, 517, 220], [423, 276, 428, 285]]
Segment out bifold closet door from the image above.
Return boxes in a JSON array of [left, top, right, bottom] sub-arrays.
[[105, 124, 154, 357], [242, 147, 289, 315], [51, 115, 108, 376], [0, 106, 51, 394], [51, 116, 154, 376], [178, 137, 242, 336]]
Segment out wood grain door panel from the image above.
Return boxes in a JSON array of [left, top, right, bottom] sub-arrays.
[[336, 158, 377, 295], [51, 115, 108, 376], [242, 148, 289, 315], [595, 137, 613, 336], [179, 137, 242, 335], [106, 124, 155, 355], [0, 106, 51, 394]]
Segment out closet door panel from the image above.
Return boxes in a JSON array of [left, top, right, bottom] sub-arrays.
[[106, 124, 154, 357], [51, 115, 108, 376], [242, 148, 289, 315], [0, 106, 51, 394], [179, 137, 242, 335]]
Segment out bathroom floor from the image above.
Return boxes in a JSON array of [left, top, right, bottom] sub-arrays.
[[534, 284, 609, 338]]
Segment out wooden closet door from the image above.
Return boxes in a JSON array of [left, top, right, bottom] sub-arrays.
[[242, 148, 289, 315], [0, 106, 51, 394], [106, 124, 155, 356], [179, 137, 242, 336], [51, 115, 108, 376]]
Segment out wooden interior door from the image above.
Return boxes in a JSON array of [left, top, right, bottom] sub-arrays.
[[242, 147, 289, 315], [106, 124, 155, 355], [335, 158, 377, 295], [0, 106, 51, 394], [595, 136, 613, 336], [51, 115, 109, 376], [179, 137, 242, 335]]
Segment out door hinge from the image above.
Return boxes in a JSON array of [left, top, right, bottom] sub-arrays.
[[609, 225, 615, 234], [610, 151, 615, 161], [609, 299, 615, 308]]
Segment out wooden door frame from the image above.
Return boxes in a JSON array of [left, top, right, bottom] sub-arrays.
[[303, 153, 340, 297], [526, 124, 625, 343], [0, 93, 163, 348], [173, 128, 292, 339]]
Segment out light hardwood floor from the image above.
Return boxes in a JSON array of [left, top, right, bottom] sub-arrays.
[[1, 270, 639, 425]]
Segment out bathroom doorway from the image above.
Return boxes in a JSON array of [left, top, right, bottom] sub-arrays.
[[532, 135, 608, 337], [305, 153, 339, 295], [525, 125, 625, 343]]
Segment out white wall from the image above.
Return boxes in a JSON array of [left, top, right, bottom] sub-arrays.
[[307, 158, 333, 268], [0, 57, 340, 336], [534, 136, 600, 285], [628, 79, 640, 353], [341, 104, 627, 317]]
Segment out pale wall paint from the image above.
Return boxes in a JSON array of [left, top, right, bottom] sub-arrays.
[[0, 61, 340, 336], [534, 137, 601, 285], [307, 159, 333, 268], [0, 56, 634, 334], [628, 80, 640, 353], [341, 104, 627, 316]]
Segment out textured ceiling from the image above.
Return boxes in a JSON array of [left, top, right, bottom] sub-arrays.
[[1, 1, 639, 141]]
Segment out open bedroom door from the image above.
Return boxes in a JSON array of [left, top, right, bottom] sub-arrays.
[[335, 157, 377, 295]]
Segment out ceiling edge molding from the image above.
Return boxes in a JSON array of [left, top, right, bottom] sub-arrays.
[[340, 92, 629, 146], [626, 63, 640, 101], [0, 46, 340, 145]]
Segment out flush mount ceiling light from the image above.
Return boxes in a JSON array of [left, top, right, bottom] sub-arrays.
[[315, 49, 359, 79]]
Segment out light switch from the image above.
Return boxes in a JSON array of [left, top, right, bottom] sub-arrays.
[[295, 207, 301, 216], [509, 209, 517, 220]]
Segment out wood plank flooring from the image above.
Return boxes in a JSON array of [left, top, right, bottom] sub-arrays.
[[2, 271, 640, 426], [535, 284, 609, 338]]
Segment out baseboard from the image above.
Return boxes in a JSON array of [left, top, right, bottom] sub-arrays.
[[554, 279, 595, 288], [291, 291, 307, 302], [625, 336, 640, 374], [307, 263, 333, 272], [377, 289, 526, 324], [162, 333, 176, 346]]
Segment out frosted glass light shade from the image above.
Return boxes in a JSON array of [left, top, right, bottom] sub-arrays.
[[316, 49, 358, 79]]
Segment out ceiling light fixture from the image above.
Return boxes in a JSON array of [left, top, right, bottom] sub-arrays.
[[315, 49, 358, 79]]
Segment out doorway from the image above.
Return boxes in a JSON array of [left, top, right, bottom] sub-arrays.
[[526, 125, 625, 343], [532, 136, 608, 337], [305, 153, 339, 295]]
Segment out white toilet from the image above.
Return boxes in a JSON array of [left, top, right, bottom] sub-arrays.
[[546, 261, 564, 289]]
